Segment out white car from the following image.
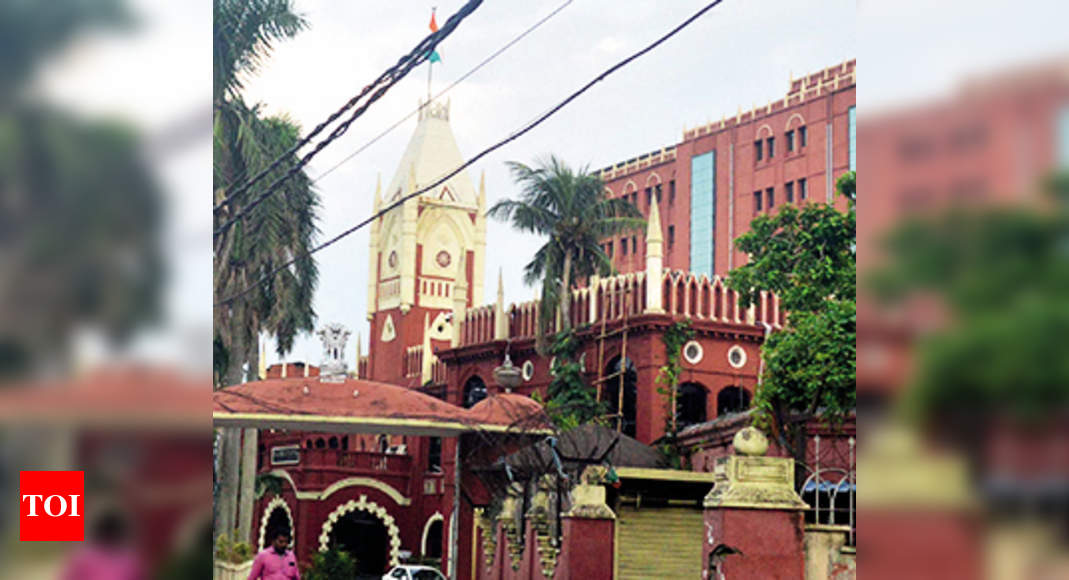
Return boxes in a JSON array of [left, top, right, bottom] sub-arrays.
[[383, 564, 446, 580]]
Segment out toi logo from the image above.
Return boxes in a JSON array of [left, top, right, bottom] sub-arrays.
[[19, 471, 84, 541]]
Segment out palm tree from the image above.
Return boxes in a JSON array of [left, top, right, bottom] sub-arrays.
[[489, 156, 644, 340], [213, 0, 318, 387]]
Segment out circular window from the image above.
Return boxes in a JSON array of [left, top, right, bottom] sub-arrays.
[[388, 251, 398, 269], [436, 250, 451, 268], [727, 345, 747, 369], [522, 360, 535, 382], [682, 341, 703, 364]]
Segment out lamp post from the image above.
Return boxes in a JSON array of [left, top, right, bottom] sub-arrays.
[[493, 353, 522, 393]]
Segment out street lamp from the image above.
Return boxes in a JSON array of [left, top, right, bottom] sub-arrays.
[[492, 353, 522, 393]]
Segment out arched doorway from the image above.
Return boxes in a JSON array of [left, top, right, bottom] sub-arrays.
[[421, 515, 443, 560], [603, 356, 637, 437], [676, 382, 708, 429], [463, 375, 488, 408], [258, 496, 294, 550], [716, 386, 751, 417], [329, 510, 389, 576]]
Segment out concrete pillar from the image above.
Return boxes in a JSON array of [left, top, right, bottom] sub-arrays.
[[237, 428, 259, 544], [702, 427, 808, 579], [494, 268, 507, 340], [559, 467, 616, 579]]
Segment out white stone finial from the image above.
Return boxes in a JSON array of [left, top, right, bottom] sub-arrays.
[[317, 323, 351, 382], [494, 268, 507, 340]]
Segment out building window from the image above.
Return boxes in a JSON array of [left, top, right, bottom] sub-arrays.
[[668, 225, 675, 248], [607, 241, 613, 258], [754, 191, 763, 212], [799, 125, 808, 147], [463, 376, 488, 408], [785, 181, 795, 203], [669, 180, 676, 204], [766, 137, 775, 159], [620, 237, 628, 256], [849, 106, 856, 171], [645, 187, 652, 208], [799, 178, 808, 200], [631, 236, 637, 254], [427, 437, 442, 472], [754, 140, 763, 162], [676, 382, 708, 429], [717, 386, 752, 416], [766, 187, 774, 209], [655, 183, 663, 202], [689, 151, 716, 275], [786, 130, 795, 152]]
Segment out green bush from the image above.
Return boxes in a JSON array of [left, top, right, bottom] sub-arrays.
[[214, 530, 253, 564], [303, 548, 358, 580]]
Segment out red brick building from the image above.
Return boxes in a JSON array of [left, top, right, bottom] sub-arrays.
[[599, 60, 856, 278]]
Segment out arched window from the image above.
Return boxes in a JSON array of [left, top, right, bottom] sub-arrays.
[[716, 386, 751, 417], [315, 438, 325, 449], [602, 356, 637, 437], [328, 437, 339, 449], [676, 382, 708, 429], [463, 375, 488, 408]]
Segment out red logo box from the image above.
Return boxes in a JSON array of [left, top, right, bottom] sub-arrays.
[[19, 471, 84, 541]]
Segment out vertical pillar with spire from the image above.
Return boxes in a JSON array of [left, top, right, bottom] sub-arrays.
[[451, 254, 468, 347], [494, 268, 507, 340], [367, 174, 382, 321], [645, 197, 665, 313]]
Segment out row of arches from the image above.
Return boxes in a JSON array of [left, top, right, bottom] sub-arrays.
[[259, 499, 444, 576], [599, 356, 752, 436], [461, 358, 753, 433]]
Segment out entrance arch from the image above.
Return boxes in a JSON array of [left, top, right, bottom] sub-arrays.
[[676, 382, 708, 429], [319, 496, 402, 572], [258, 496, 295, 551], [716, 386, 751, 416]]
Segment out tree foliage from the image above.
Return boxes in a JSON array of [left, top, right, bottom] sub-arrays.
[[213, 0, 318, 387], [873, 174, 1069, 426], [536, 329, 604, 430], [727, 172, 856, 445], [0, 1, 161, 377], [489, 156, 644, 342]]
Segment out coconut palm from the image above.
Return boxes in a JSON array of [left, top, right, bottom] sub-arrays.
[[489, 156, 644, 339], [213, 0, 317, 387]]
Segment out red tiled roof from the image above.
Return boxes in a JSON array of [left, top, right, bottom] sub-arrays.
[[467, 393, 549, 429]]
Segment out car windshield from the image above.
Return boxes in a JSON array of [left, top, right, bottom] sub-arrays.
[[413, 570, 442, 580]]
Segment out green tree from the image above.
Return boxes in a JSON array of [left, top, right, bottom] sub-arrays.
[[488, 156, 644, 339], [213, 0, 318, 387], [873, 174, 1069, 432], [727, 172, 856, 458]]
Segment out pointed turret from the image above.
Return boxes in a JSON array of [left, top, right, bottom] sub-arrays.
[[494, 268, 507, 340], [645, 197, 665, 313]]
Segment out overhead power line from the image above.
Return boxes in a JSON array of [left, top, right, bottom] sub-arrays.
[[312, 0, 575, 184], [215, 0, 728, 308], [212, 0, 484, 227]]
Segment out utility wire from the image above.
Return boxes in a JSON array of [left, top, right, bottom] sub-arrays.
[[216, 0, 727, 308], [312, 0, 574, 184], [212, 0, 483, 223]]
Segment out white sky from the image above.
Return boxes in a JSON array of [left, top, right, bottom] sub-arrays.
[[32, 0, 1069, 372], [240, 0, 858, 366]]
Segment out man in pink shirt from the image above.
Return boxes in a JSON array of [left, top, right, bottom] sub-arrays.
[[248, 530, 300, 580]]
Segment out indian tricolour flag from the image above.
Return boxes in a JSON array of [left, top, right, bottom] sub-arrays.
[[428, 9, 442, 63]]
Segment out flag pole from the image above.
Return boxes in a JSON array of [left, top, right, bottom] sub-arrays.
[[427, 7, 436, 103]]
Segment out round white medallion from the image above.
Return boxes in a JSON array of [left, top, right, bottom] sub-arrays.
[[682, 340, 704, 364], [521, 360, 535, 381], [727, 345, 747, 369]]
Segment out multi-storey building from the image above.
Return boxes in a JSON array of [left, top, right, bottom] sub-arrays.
[[599, 60, 856, 277]]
